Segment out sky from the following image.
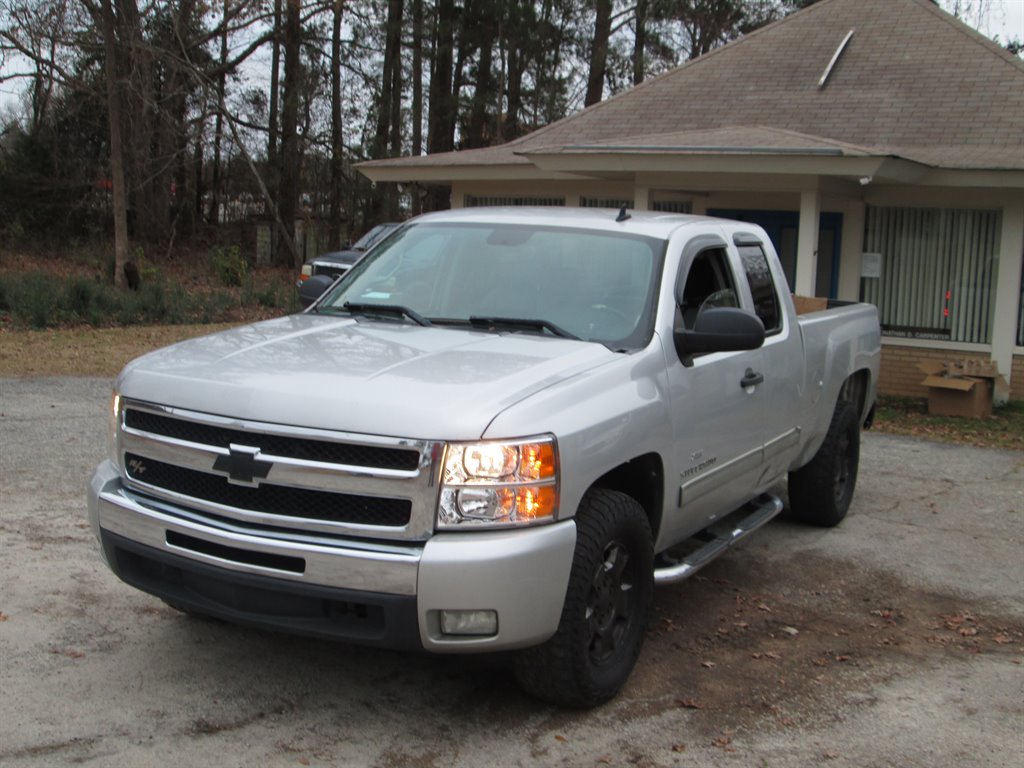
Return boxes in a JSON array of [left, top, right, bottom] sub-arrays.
[[2, 0, 1023, 119], [959, 0, 1024, 42]]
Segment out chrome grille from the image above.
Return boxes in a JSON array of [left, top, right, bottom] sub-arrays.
[[125, 453, 412, 527], [118, 402, 442, 541]]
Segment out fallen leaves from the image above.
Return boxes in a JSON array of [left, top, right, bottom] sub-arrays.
[[675, 697, 703, 709], [51, 647, 85, 659], [711, 733, 735, 752]]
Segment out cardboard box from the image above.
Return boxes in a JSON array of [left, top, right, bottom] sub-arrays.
[[792, 295, 829, 315], [918, 359, 1009, 418]]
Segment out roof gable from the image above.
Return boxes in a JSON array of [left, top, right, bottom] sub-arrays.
[[516, 0, 1023, 168], [361, 0, 1024, 174]]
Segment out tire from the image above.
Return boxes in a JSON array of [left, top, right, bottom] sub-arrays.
[[514, 488, 654, 708], [788, 399, 860, 527]]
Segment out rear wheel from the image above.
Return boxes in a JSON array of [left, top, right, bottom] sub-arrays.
[[514, 489, 653, 708], [788, 399, 860, 527]]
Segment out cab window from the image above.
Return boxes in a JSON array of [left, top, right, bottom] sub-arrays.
[[737, 244, 781, 334], [678, 248, 739, 330]]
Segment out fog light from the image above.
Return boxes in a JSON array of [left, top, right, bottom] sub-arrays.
[[439, 609, 498, 636]]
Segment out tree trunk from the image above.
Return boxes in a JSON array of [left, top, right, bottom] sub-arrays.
[[99, 0, 129, 288], [329, 0, 344, 249], [193, 114, 205, 224], [633, 0, 648, 85], [466, 2, 495, 149], [387, 0, 403, 158], [410, 0, 423, 215], [585, 0, 613, 106], [267, 0, 282, 260], [208, 0, 228, 224], [503, 36, 522, 140], [278, 0, 301, 266], [427, 0, 454, 155]]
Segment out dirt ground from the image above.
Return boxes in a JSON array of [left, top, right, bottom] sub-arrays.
[[1, 377, 1021, 767]]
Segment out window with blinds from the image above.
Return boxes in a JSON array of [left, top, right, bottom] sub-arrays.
[[464, 195, 565, 207], [580, 197, 634, 209], [652, 200, 693, 214], [861, 206, 1001, 344]]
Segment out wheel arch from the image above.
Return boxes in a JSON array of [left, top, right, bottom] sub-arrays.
[[587, 453, 665, 542], [838, 367, 874, 427]]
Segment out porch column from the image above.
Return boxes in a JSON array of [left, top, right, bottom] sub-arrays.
[[795, 189, 821, 296], [633, 186, 650, 211], [991, 202, 1024, 404], [837, 200, 865, 301]]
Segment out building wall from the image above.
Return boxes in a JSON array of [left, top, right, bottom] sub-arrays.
[[879, 344, 999, 398], [1013, 355, 1024, 401]]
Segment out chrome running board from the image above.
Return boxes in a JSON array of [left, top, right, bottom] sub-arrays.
[[653, 493, 784, 585]]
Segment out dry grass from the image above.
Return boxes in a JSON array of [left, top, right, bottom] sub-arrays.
[[0, 324, 239, 378], [872, 395, 1024, 451]]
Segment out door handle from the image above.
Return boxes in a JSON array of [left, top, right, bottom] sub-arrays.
[[740, 368, 764, 389]]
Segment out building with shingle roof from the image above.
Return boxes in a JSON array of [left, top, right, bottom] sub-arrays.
[[360, 0, 1024, 401]]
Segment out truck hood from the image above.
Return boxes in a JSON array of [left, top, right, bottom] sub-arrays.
[[117, 314, 617, 440]]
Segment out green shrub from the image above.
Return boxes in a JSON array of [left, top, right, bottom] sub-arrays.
[[210, 245, 249, 287], [64, 276, 99, 319], [9, 272, 58, 328], [255, 285, 280, 308], [2, 218, 26, 248], [199, 291, 233, 323]]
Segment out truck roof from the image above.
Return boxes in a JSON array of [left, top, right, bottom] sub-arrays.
[[412, 206, 715, 239]]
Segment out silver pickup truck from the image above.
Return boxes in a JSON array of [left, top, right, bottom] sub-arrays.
[[88, 208, 880, 707]]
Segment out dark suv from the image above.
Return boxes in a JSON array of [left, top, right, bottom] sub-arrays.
[[297, 222, 399, 286]]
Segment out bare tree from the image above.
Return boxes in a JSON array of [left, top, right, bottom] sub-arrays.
[[585, 0, 613, 105], [277, 0, 301, 266], [90, 0, 129, 287], [328, 0, 344, 248]]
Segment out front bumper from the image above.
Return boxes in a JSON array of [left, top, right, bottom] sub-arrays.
[[88, 461, 576, 652]]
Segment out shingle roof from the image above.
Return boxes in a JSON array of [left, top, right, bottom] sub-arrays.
[[523, 126, 878, 157], [361, 0, 1024, 175]]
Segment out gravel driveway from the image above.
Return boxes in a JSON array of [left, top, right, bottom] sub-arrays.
[[1, 377, 1021, 767]]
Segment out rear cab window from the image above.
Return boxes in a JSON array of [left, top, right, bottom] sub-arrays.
[[735, 240, 782, 335]]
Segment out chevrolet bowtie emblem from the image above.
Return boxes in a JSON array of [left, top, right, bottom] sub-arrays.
[[213, 444, 273, 486]]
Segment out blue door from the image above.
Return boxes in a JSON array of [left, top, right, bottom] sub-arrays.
[[708, 209, 842, 298]]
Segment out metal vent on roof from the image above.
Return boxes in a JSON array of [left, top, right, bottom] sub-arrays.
[[819, 29, 855, 88]]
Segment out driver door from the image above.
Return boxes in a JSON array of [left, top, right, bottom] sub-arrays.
[[660, 242, 767, 544]]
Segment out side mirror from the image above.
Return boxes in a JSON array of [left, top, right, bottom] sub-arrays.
[[298, 275, 335, 308], [674, 307, 765, 363]]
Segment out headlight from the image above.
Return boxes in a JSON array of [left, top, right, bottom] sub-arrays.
[[108, 391, 123, 470], [438, 437, 558, 529], [299, 264, 313, 281]]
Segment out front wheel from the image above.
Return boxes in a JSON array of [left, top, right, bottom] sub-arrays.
[[788, 399, 861, 527], [514, 489, 653, 708]]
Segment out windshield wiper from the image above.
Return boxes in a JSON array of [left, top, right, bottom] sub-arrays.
[[342, 302, 432, 327], [468, 316, 580, 340]]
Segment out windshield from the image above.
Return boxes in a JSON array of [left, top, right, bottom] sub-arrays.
[[352, 223, 397, 250], [316, 221, 665, 349]]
